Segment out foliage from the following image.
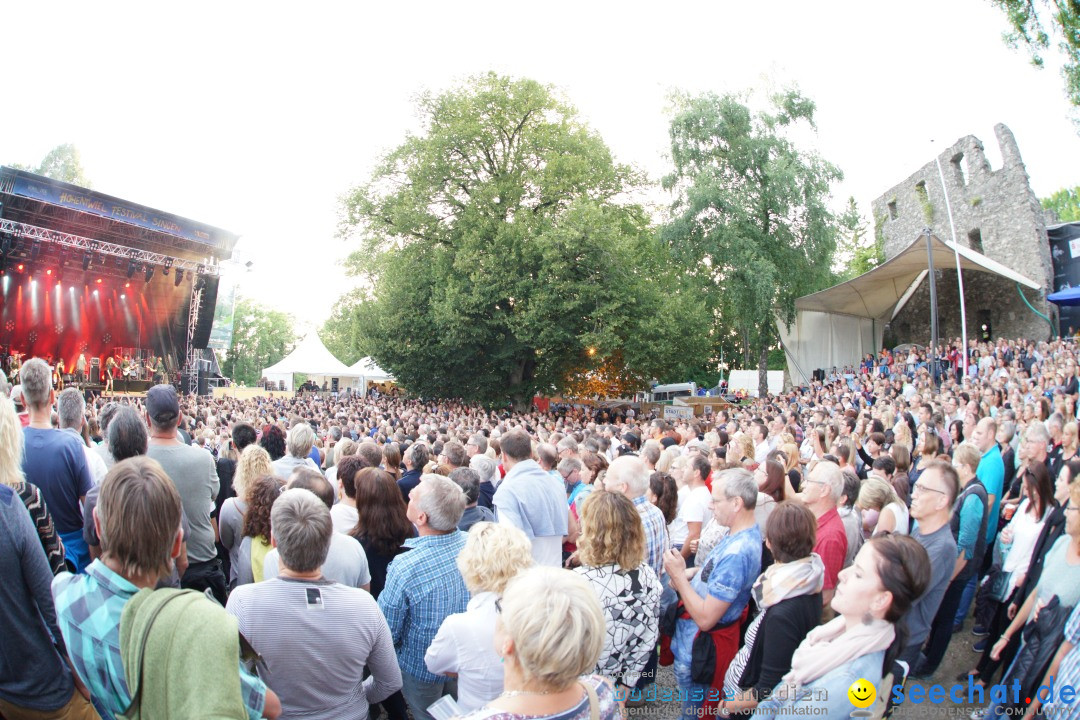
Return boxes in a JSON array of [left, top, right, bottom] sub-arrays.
[[9, 143, 92, 186], [337, 73, 710, 406], [221, 297, 297, 386], [321, 288, 367, 366], [1042, 185, 1080, 221], [915, 182, 934, 223], [991, 0, 1080, 122], [834, 198, 885, 280], [662, 89, 848, 395]]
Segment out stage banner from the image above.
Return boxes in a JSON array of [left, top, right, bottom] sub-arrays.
[[208, 269, 238, 351], [1050, 223, 1080, 336], [10, 175, 220, 248]]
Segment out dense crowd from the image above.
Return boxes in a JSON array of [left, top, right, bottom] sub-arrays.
[[3, 335, 1080, 720]]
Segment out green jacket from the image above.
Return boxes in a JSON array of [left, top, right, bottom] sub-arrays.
[[119, 588, 252, 720]]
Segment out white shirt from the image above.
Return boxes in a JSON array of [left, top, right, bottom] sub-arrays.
[[330, 503, 358, 534], [668, 486, 690, 546], [677, 485, 712, 530], [263, 532, 371, 589], [754, 440, 770, 465], [528, 535, 563, 568], [425, 591, 503, 712]]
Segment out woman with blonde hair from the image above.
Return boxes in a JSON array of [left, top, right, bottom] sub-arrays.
[[1061, 421, 1078, 466], [574, 491, 661, 698], [425, 523, 534, 712], [457, 566, 621, 719], [857, 477, 909, 537], [0, 396, 65, 574], [893, 422, 913, 451], [219, 444, 275, 585]]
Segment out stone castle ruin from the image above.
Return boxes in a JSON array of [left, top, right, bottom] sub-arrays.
[[871, 124, 1053, 346]]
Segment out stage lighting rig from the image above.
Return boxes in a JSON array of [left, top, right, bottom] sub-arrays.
[[126, 260, 138, 279], [145, 265, 155, 283], [174, 268, 184, 287], [29, 240, 41, 260], [162, 257, 173, 276], [82, 251, 93, 271]]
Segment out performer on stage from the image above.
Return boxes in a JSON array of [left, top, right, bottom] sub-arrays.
[[152, 355, 165, 384], [104, 355, 116, 393], [54, 357, 65, 391], [76, 353, 87, 385], [7, 352, 22, 384]]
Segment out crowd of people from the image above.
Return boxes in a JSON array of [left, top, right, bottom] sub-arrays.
[[2, 335, 1080, 719]]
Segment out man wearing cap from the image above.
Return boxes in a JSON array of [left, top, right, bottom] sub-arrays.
[[144, 384, 225, 603]]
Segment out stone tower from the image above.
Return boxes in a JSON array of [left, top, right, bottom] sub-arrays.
[[871, 124, 1053, 345]]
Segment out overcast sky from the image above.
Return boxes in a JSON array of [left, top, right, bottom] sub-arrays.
[[4, 1, 1078, 330]]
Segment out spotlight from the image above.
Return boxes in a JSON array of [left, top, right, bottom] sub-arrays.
[[144, 265, 155, 283], [29, 240, 41, 260], [16, 263, 24, 272], [120, 293, 126, 300], [174, 268, 184, 287], [162, 257, 173, 276], [93, 289, 99, 296], [125, 281, 131, 289], [126, 260, 138, 279], [95, 278, 103, 285], [0, 256, 5, 274], [115, 256, 124, 269], [82, 251, 92, 271], [46, 269, 52, 276]]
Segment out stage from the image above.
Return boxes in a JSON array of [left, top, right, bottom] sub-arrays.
[[211, 387, 293, 400]]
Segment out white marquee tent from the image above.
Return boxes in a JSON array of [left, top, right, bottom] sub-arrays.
[[348, 356, 396, 389], [261, 333, 358, 392], [777, 234, 1042, 386]]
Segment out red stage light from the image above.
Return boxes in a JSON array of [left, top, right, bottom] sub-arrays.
[[125, 281, 131, 288], [16, 264, 24, 272], [96, 278, 103, 284], [46, 269, 52, 276]]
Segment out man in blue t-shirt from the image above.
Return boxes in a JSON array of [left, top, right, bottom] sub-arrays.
[[19, 358, 93, 572]]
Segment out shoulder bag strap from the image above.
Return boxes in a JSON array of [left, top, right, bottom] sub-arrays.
[[580, 679, 600, 720], [121, 590, 195, 718]]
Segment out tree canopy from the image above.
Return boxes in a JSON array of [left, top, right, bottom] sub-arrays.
[[991, 0, 1080, 124], [1042, 185, 1080, 221], [10, 143, 92, 186], [662, 90, 850, 394], [221, 297, 296, 386], [336, 73, 709, 405]]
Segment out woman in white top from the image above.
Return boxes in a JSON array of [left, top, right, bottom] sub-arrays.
[[857, 477, 909, 537], [425, 522, 534, 713], [997, 463, 1055, 599]]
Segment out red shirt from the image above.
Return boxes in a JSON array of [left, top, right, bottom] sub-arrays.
[[814, 507, 848, 590]]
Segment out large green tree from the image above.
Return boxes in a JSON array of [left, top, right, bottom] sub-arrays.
[[1042, 185, 1080, 221], [10, 143, 92, 186], [833, 198, 885, 280], [338, 73, 709, 406], [221, 297, 296, 386], [991, 0, 1080, 123], [663, 90, 850, 396]]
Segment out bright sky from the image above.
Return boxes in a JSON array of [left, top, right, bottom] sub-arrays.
[[4, 1, 1078, 331]]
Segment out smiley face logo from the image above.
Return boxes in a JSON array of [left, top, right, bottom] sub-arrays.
[[848, 678, 876, 708]]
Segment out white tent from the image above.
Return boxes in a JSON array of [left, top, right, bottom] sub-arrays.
[[261, 333, 358, 392], [778, 234, 1042, 386], [348, 356, 395, 390]]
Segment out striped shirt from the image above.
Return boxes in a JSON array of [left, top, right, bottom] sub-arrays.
[[632, 495, 670, 582], [53, 560, 266, 720], [227, 577, 401, 720], [378, 531, 469, 683], [1042, 602, 1080, 720]]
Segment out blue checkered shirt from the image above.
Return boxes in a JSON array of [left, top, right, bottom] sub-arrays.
[[378, 531, 469, 683], [53, 560, 266, 720], [633, 495, 670, 583]]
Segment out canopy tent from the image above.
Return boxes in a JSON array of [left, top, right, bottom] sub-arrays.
[[348, 356, 396, 390], [1048, 286, 1080, 307], [778, 233, 1042, 386], [261, 333, 358, 392]]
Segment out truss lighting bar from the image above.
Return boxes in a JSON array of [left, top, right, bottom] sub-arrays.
[[0, 219, 220, 278]]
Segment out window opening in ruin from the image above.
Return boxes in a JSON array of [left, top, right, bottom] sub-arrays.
[[888, 199, 898, 220], [952, 153, 967, 186], [968, 228, 983, 254]]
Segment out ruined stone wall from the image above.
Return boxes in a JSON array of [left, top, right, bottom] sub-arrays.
[[870, 124, 1053, 345]]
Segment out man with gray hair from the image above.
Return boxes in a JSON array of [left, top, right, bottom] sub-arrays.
[[398, 442, 429, 501], [57, 387, 108, 485], [663, 468, 761, 701], [469, 454, 498, 509], [272, 422, 321, 480], [20, 358, 93, 572], [449, 467, 495, 532], [227, 488, 401, 720], [465, 433, 487, 458], [378, 474, 469, 720], [604, 455, 669, 581], [801, 461, 847, 608]]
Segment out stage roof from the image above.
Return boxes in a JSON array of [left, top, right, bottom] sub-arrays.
[[794, 233, 1041, 320], [0, 167, 239, 266]]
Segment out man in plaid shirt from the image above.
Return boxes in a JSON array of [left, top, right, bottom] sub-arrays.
[[378, 474, 469, 720]]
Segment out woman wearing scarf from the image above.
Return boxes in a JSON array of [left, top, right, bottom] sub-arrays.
[[755, 534, 930, 719], [719, 502, 823, 717]]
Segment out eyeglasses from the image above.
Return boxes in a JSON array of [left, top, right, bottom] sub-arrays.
[[912, 483, 947, 497]]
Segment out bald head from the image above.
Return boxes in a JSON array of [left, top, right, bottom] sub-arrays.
[[973, 417, 998, 453]]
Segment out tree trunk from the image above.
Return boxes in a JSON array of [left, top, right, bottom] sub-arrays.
[[758, 341, 769, 398]]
